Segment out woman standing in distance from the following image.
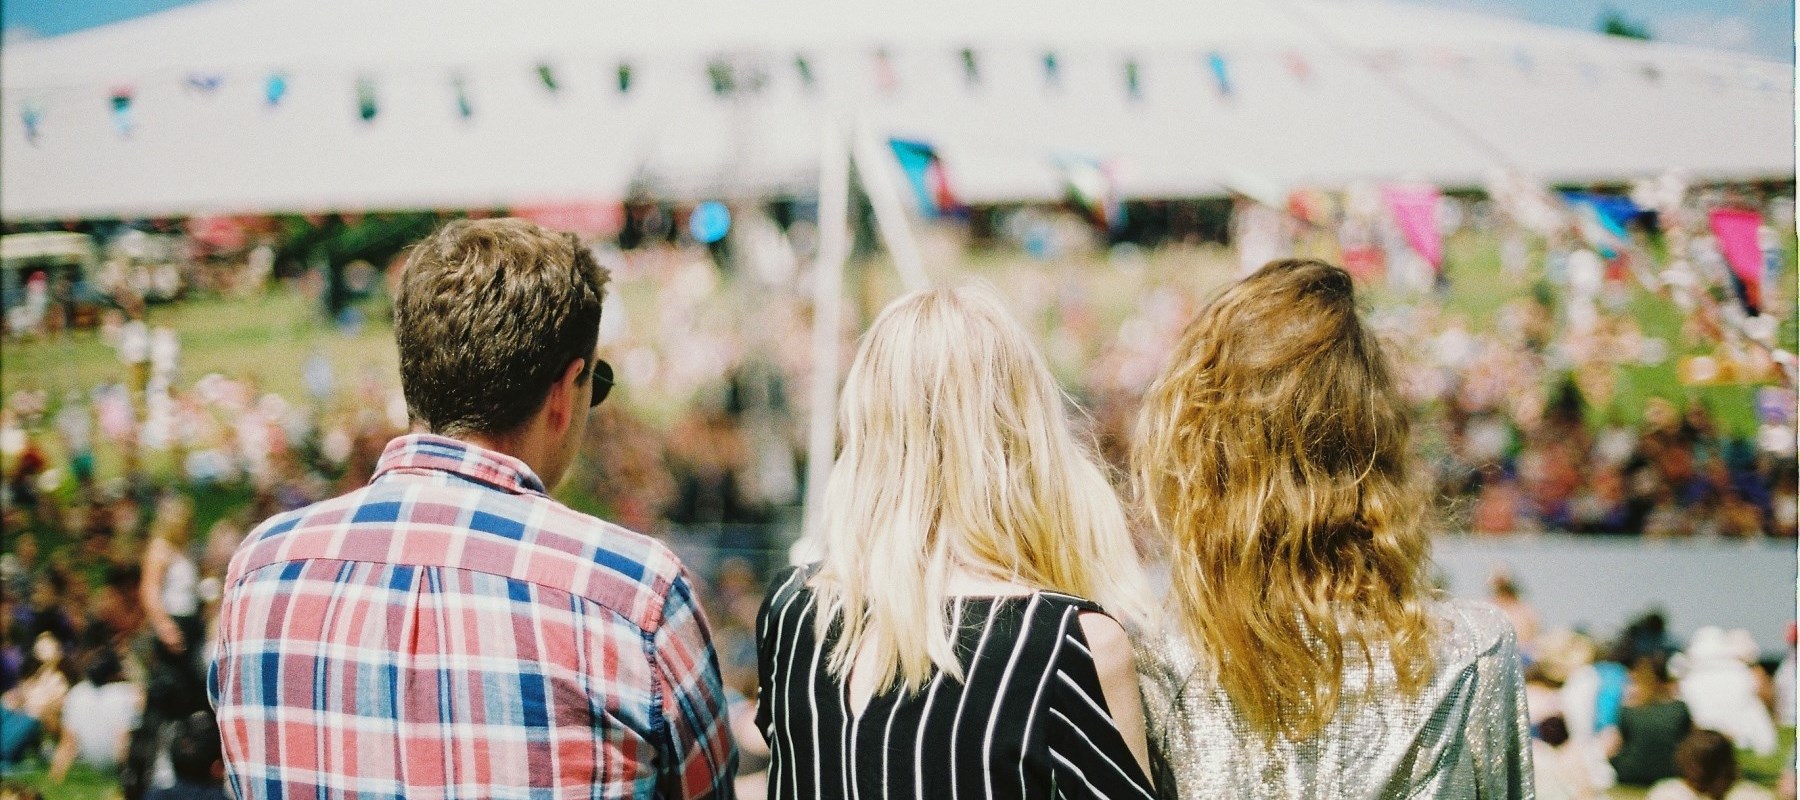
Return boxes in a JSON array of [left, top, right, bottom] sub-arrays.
[[142, 493, 206, 721], [1132, 259, 1532, 798], [758, 285, 1160, 799]]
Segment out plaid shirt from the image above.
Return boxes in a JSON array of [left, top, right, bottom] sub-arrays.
[[210, 434, 736, 799]]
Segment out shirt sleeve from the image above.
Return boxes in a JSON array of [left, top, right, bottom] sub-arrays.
[[652, 568, 739, 799], [1475, 616, 1535, 800], [1047, 609, 1159, 800], [754, 565, 803, 739]]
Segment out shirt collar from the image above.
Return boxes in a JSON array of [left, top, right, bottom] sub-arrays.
[[371, 433, 548, 495]]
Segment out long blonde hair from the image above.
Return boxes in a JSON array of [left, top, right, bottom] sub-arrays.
[[811, 284, 1151, 694], [1132, 259, 1437, 741]]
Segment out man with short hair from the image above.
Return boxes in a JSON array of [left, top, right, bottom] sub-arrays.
[[211, 218, 736, 799]]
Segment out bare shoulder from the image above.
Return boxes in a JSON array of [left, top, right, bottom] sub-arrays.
[[1078, 611, 1137, 676]]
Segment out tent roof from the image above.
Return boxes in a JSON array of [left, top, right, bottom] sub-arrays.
[[1, 0, 1791, 219]]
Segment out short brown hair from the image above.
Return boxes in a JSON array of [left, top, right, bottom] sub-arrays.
[[1674, 729, 1737, 798], [394, 218, 607, 436]]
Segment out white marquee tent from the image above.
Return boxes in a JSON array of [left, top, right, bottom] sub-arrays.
[[1, 0, 1792, 219]]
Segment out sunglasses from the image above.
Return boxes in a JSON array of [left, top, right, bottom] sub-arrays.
[[588, 358, 614, 407]]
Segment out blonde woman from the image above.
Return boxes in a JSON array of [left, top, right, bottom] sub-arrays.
[[141, 493, 206, 721], [1132, 260, 1531, 798], [757, 285, 1159, 799]]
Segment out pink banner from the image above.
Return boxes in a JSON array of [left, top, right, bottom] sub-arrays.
[[1709, 208, 1764, 312], [1384, 184, 1444, 269], [513, 201, 625, 237]]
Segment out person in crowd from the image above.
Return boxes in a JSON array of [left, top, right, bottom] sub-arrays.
[[1646, 729, 1775, 800], [210, 218, 736, 799], [1490, 570, 1542, 657], [0, 633, 72, 766], [81, 564, 144, 652], [1677, 627, 1778, 756], [1131, 259, 1531, 798], [1535, 716, 1601, 800], [1, 534, 40, 601], [49, 648, 140, 782], [142, 711, 227, 800], [140, 494, 205, 723], [1549, 631, 1625, 791], [22, 573, 78, 649], [758, 285, 1158, 799], [1607, 653, 1694, 787]]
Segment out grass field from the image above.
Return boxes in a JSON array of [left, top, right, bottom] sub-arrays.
[[1, 290, 397, 416]]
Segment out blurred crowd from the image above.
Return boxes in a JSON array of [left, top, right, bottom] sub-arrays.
[[0, 204, 1796, 796], [1494, 578, 1797, 799]]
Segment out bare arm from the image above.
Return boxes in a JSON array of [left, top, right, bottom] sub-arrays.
[[49, 727, 77, 782], [1079, 611, 1153, 782]]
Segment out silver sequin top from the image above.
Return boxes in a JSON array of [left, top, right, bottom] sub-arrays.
[[1134, 598, 1534, 799]]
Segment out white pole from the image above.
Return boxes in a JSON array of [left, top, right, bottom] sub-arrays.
[[851, 116, 930, 293], [797, 120, 853, 557]]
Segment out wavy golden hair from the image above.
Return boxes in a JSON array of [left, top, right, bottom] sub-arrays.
[[1132, 259, 1437, 741], [811, 284, 1152, 694]]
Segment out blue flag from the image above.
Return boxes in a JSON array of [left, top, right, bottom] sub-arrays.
[[888, 138, 961, 217]]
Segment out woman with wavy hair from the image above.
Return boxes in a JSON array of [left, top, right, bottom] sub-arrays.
[[1132, 259, 1531, 798], [757, 284, 1159, 799]]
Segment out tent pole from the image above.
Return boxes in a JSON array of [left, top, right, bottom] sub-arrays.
[[796, 119, 853, 559], [851, 116, 930, 293]]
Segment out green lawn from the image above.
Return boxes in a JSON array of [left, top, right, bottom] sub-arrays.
[[0, 763, 118, 800], [1, 290, 397, 415]]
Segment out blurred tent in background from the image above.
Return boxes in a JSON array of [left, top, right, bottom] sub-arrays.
[[0, 0, 1793, 219]]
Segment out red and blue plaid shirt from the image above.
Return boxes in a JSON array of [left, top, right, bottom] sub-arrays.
[[210, 434, 736, 799]]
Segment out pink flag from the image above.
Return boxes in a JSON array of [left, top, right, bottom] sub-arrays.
[[1709, 208, 1764, 313], [1384, 184, 1444, 270]]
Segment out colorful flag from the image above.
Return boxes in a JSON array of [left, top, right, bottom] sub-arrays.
[[20, 100, 42, 145], [793, 56, 814, 91], [265, 73, 289, 107], [1206, 52, 1232, 98], [707, 60, 735, 96], [888, 138, 962, 217], [452, 75, 473, 120], [1710, 207, 1765, 314], [185, 73, 224, 94], [356, 77, 378, 122], [1284, 51, 1312, 83], [1382, 183, 1443, 270], [1055, 154, 1124, 232], [959, 48, 981, 87], [1563, 192, 1638, 258], [109, 88, 134, 136], [874, 49, 898, 94]]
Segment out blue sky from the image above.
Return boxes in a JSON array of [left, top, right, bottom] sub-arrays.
[[2, 0, 1793, 62]]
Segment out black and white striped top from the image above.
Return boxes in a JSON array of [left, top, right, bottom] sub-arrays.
[[755, 566, 1159, 800]]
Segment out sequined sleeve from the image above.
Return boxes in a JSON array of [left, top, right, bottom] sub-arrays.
[[1129, 599, 1538, 800], [1460, 603, 1537, 799]]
